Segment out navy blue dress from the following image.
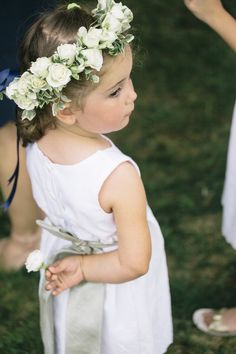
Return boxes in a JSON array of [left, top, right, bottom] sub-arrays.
[[0, 0, 55, 127]]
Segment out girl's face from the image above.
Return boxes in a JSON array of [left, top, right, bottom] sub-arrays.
[[73, 46, 137, 134]]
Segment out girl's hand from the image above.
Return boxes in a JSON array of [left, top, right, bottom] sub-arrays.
[[45, 255, 84, 296], [184, 0, 236, 51], [184, 0, 224, 24]]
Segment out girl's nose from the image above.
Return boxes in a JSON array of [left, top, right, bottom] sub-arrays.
[[131, 88, 137, 102], [127, 79, 137, 103]]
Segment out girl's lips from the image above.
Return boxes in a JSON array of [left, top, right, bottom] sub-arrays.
[[125, 107, 134, 117]]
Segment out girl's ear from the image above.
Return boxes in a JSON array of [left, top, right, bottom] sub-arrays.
[[56, 105, 78, 125]]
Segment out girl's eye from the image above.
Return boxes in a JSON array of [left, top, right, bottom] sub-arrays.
[[109, 87, 121, 98]]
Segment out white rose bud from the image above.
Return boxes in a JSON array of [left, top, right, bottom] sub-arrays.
[[15, 95, 38, 111], [57, 43, 77, 64], [25, 250, 46, 272], [78, 27, 102, 48], [81, 48, 103, 71], [46, 63, 72, 88], [30, 57, 51, 78]]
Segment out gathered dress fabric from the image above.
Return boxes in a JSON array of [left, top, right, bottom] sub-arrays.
[[26, 137, 173, 354], [222, 102, 236, 248]]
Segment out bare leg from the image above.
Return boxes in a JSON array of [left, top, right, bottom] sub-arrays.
[[0, 122, 41, 270]]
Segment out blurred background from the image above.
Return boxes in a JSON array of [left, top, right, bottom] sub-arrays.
[[0, 0, 236, 353]]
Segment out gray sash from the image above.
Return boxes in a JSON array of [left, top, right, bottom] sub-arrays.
[[36, 219, 117, 354]]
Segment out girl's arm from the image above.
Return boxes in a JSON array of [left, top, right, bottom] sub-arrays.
[[184, 0, 236, 51], [46, 162, 152, 295]]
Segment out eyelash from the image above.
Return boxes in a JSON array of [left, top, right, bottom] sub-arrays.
[[109, 87, 122, 98]]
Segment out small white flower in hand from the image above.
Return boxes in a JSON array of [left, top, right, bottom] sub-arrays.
[[25, 249, 46, 272]]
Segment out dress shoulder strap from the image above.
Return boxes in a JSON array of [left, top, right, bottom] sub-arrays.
[[91, 144, 141, 198]]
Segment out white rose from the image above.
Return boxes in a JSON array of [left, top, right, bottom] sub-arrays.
[[25, 250, 45, 272], [110, 3, 125, 20], [102, 13, 122, 33], [100, 30, 117, 48], [15, 94, 38, 111], [17, 72, 31, 95], [57, 43, 77, 64], [5, 79, 19, 99], [30, 76, 48, 91], [78, 27, 102, 48], [46, 63, 72, 88], [30, 57, 51, 78], [81, 48, 103, 71]]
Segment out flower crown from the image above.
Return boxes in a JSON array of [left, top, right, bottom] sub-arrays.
[[0, 0, 134, 121]]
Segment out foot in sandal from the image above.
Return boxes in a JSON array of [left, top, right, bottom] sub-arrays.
[[193, 308, 236, 336]]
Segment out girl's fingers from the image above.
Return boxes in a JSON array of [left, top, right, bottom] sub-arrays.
[[48, 259, 68, 274], [45, 281, 52, 290], [45, 270, 53, 280], [46, 277, 66, 292], [52, 288, 62, 296], [47, 273, 63, 283], [46, 282, 61, 296], [51, 273, 65, 285], [51, 283, 65, 296]]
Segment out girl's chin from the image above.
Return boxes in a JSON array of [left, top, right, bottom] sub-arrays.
[[102, 119, 130, 134]]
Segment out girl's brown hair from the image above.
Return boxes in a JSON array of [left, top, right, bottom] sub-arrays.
[[17, 3, 104, 146]]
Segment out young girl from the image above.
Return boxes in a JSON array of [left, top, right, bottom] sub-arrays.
[[4, 1, 173, 353], [184, 0, 236, 336]]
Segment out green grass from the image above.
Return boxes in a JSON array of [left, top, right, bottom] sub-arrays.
[[1, 0, 236, 352]]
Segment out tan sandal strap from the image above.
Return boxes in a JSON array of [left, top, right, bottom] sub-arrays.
[[209, 311, 230, 332]]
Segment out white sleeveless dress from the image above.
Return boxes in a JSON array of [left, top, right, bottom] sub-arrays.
[[222, 103, 236, 248], [26, 137, 173, 354]]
